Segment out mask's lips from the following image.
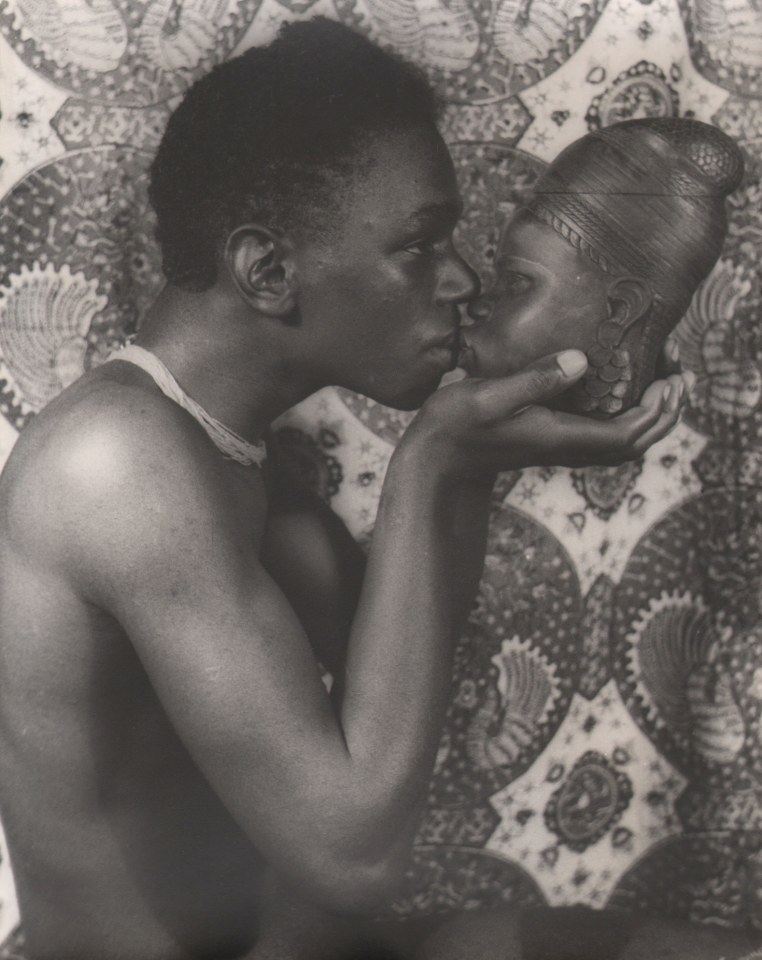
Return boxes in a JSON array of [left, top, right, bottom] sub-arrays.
[[450, 325, 462, 370]]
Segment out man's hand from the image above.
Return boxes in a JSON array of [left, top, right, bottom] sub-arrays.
[[407, 349, 685, 479], [656, 332, 697, 393]]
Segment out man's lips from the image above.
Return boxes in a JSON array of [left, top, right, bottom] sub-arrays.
[[457, 330, 475, 370], [429, 328, 462, 369]]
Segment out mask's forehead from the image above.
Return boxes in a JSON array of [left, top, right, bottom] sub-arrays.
[[496, 211, 597, 283]]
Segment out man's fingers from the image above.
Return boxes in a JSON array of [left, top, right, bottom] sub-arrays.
[[613, 377, 675, 441], [551, 380, 667, 461], [469, 350, 588, 421], [432, 358, 683, 475], [656, 335, 682, 378], [527, 375, 680, 466], [590, 375, 681, 461], [630, 376, 684, 455]]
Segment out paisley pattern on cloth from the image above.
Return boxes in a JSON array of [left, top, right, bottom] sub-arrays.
[[0, 262, 107, 412], [0, 0, 264, 104], [333, 0, 607, 105], [0, 146, 163, 429], [1, 0, 761, 947], [678, 0, 762, 97]]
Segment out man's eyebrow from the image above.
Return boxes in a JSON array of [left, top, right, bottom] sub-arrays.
[[405, 200, 463, 229]]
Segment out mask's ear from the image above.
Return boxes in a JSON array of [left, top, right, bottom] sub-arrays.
[[605, 276, 653, 335], [225, 224, 298, 319]]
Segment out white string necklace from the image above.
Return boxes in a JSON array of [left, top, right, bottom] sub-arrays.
[[107, 343, 267, 468]]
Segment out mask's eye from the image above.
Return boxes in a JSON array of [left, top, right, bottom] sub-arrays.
[[500, 271, 531, 295]]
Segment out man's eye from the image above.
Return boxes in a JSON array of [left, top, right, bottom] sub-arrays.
[[405, 239, 437, 255]]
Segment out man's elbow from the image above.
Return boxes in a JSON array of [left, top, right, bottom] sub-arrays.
[[303, 847, 408, 915]]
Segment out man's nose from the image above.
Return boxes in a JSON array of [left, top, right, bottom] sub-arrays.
[[437, 248, 480, 305]]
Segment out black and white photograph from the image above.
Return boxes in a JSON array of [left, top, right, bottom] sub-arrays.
[[0, 0, 760, 957]]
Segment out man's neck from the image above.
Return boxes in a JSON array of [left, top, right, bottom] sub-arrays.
[[134, 284, 316, 442]]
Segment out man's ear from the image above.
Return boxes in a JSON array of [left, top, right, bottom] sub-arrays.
[[605, 276, 653, 332], [225, 224, 297, 318]]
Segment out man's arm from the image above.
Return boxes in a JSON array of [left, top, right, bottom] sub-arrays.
[[261, 435, 495, 685], [260, 435, 366, 680], [43, 354, 682, 913], [44, 393, 474, 913]]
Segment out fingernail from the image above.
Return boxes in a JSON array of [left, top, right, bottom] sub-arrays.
[[683, 370, 696, 393], [557, 350, 587, 377], [670, 341, 680, 362]]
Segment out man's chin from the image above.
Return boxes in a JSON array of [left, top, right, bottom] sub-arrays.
[[357, 366, 463, 412], [462, 359, 512, 379], [381, 378, 443, 411], [384, 392, 428, 412], [440, 368, 467, 386]]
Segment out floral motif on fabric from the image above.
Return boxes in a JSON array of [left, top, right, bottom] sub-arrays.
[[586, 60, 681, 130], [334, 0, 608, 105], [0, 146, 163, 430], [543, 750, 633, 853], [677, 257, 762, 441], [613, 490, 762, 776], [0, 0, 263, 104], [570, 462, 644, 521], [678, 0, 762, 98], [0, 262, 107, 413], [483, 681, 686, 908]]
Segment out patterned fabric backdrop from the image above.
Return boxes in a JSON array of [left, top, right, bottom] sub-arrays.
[[0, 0, 761, 948]]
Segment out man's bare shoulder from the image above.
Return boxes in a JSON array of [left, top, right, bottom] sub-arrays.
[[1, 364, 267, 574]]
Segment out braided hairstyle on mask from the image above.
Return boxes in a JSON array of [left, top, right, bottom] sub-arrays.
[[526, 117, 743, 315], [524, 117, 744, 415]]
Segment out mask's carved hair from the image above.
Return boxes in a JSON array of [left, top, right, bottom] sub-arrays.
[[149, 17, 439, 291], [526, 117, 744, 316], [524, 117, 744, 415]]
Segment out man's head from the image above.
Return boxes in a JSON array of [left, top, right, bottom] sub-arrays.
[[461, 118, 743, 416], [149, 17, 440, 292], [149, 18, 477, 410]]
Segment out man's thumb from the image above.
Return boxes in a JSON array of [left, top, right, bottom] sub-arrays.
[[555, 350, 588, 379], [470, 350, 588, 420], [513, 350, 588, 405]]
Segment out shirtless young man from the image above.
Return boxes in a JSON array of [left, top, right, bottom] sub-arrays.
[[0, 18, 684, 960]]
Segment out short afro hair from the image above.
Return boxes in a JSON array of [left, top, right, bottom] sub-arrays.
[[148, 17, 440, 291]]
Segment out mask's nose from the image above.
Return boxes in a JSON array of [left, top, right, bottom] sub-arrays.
[[466, 296, 494, 324]]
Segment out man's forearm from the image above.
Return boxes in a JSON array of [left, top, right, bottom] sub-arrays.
[[336, 448, 491, 858], [451, 473, 497, 625]]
